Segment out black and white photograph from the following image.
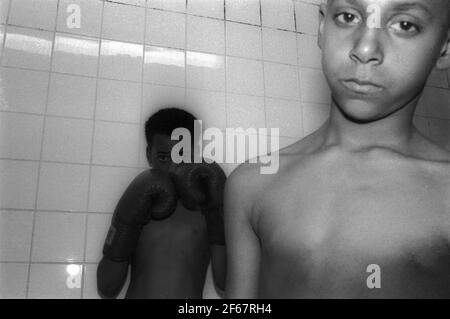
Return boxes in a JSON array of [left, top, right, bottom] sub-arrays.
[[0, 0, 449, 303]]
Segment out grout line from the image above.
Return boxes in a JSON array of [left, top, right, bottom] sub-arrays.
[[81, 211, 88, 296], [293, 0, 298, 34], [0, 76, 314, 117], [0, 157, 151, 170], [0, 207, 114, 215], [223, 0, 228, 129], [0, 110, 145, 126], [184, 0, 188, 116], [0, 0, 11, 66], [80, 0, 106, 299], [24, 0, 60, 299], [138, 0, 149, 169], [0, 261, 101, 265], [0, 118, 319, 172], [293, 2, 305, 138], [259, 0, 268, 131], [0, 36, 320, 76], [2, 9, 309, 42], [104, 0, 146, 9]]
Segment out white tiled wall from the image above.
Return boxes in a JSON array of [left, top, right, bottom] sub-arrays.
[[0, 0, 449, 299]]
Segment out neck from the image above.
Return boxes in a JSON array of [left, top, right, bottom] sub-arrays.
[[322, 96, 420, 153]]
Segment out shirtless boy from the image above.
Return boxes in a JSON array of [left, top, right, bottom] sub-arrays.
[[225, 0, 450, 298], [97, 108, 226, 299]]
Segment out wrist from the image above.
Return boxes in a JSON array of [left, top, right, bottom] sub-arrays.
[[202, 206, 225, 246], [201, 205, 223, 216]]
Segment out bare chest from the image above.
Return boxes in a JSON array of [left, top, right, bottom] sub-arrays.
[[138, 202, 208, 249], [257, 165, 450, 272]]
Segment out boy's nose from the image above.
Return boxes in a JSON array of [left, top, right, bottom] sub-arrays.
[[349, 27, 384, 65]]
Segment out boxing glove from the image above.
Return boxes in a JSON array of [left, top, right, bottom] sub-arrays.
[[97, 169, 177, 298], [170, 161, 226, 245]]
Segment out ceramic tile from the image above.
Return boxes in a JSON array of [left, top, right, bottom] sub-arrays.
[[0, 67, 49, 114], [57, 0, 103, 38], [0, 160, 39, 209], [52, 33, 100, 77], [143, 46, 185, 87], [92, 121, 140, 167], [47, 73, 96, 119], [148, 0, 186, 12], [225, 22, 262, 60], [28, 263, 83, 298], [226, 56, 264, 96], [102, 1, 145, 43], [0, 211, 33, 261], [186, 51, 225, 91], [9, 0, 57, 31], [88, 166, 138, 213], [188, 0, 224, 19], [225, 0, 260, 25], [99, 39, 143, 82], [31, 212, 86, 262], [0, 112, 43, 160], [261, 0, 295, 31], [0, 263, 28, 298], [41, 117, 93, 164], [37, 162, 90, 212], [96, 79, 142, 123], [264, 62, 300, 100], [146, 9, 186, 49], [2, 26, 53, 71], [187, 15, 225, 55]]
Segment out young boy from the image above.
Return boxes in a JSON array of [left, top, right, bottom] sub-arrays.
[[97, 108, 226, 299], [225, 0, 450, 298]]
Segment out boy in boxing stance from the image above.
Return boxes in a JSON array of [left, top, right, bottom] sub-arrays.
[[97, 108, 226, 299], [226, 0, 450, 298]]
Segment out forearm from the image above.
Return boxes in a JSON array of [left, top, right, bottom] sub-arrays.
[[209, 244, 226, 291], [203, 207, 227, 291], [203, 207, 225, 246]]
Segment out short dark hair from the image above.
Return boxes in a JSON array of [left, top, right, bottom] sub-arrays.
[[145, 107, 197, 146]]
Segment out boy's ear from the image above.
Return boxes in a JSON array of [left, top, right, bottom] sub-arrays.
[[317, 3, 328, 50], [436, 29, 450, 70]]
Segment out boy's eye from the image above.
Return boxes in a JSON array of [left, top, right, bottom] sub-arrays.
[[158, 155, 170, 163], [335, 12, 361, 25], [390, 21, 419, 34]]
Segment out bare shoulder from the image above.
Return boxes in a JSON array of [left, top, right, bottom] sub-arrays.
[[225, 132, 323, 218], [408, 132, 450, 214], [226, 134, 315, 197], [425, 143, 450, 198], [423, 144, 450, 163], [423, 144, 450, 226], [410, 133, 450, 185], [225, 161, 271, 214], [412, 129, 450, 163]]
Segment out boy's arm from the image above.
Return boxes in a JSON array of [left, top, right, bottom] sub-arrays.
[[209, 244, 226, 291], [171, 161, 228, 291], [97, 169, 178, 298], [224, 166, 261, 299], [204, 206, 226, 291]]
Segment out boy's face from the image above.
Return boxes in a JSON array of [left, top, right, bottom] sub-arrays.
[[319, 0, 450, 122], [146, 133, 195, 172], [147, 134, 178, 172]]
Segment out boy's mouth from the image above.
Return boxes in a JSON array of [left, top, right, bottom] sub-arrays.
[[341, 79, 384, 95]]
